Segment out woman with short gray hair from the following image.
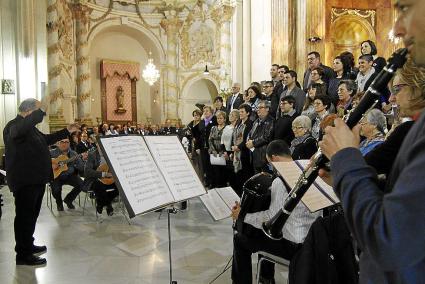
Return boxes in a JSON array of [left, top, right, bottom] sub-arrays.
[[290, 115, 317, 160], [359, 109, 387, 155]]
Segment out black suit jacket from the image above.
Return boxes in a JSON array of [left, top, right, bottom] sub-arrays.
[[226, 93, 243, 114], [198, 116, 217, 149], [3, 109, 69, 191], [76, 141, 92, 154]]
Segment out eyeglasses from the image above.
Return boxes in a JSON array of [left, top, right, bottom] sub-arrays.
[[391, 84, 408, 96], [292, 126, 304, 130]]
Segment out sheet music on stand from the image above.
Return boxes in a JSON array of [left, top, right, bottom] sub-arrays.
[[200, 187, 240, 221], [98, 135, 206, 218], [272, 160, 340, 212]]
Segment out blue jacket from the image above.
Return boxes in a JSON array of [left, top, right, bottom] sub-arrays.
[[330, 112, 425, 283]]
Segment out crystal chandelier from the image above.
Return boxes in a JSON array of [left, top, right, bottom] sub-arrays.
[[142, 52, 160, 86]]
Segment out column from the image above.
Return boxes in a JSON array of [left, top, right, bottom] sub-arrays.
[[160, 12, 181, 122], [218, 5, 234, 91], [73, 3, 92, 124], [242, 0, 251, 89], [271, 0, 297, 69], [47, 0, 66, 130]]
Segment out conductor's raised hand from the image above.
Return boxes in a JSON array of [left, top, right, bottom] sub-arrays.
[[39, 95, 51, 113], [318, 118, 361, 160], [67, 123, 80, 133]]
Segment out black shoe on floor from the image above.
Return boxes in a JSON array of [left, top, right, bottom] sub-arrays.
[[16, 255, 47, 266], [106, 205, 114, 216], [56, 202, 64, 211], [96, 205, 103, 214], [64, 199, 75, 210], [32, 245, 47, 256]]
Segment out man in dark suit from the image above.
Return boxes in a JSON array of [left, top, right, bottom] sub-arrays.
[[226, 83, 243, 115], [76, 131, 93, 154], [3, 98, 79, 266], [303, 51, 335, 91], [197, 106, 217, 187], [161, 119, 177, 135]]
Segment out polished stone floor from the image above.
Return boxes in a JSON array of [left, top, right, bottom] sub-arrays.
[[0, 186, 288, 283]]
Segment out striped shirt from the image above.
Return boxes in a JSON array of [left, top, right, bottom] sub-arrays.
[[244, 177, 321, 243]]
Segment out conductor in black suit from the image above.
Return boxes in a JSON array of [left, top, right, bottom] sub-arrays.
[[226, 83, 243, 115], [3, 98, 79, 266]]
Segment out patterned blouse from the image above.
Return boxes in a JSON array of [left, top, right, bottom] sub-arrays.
[[208, 125, 225, 154]]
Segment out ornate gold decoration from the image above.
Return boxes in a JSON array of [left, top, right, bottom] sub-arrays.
[[78, 92, 91, 102], [72, 3, 91, 25], [77, 56, 89, 65], [50, 88, 64, 102], [135, 0, 159, 29], [47, 3, 57, 14], [180, 2, 220, 69], [89, 0, 113, 22], [49, 65, 62, 79], [57, 0, 74, 60], [77, 74, 91, 84], [48, 43, 60, 54], [331, 8, 376, 28]]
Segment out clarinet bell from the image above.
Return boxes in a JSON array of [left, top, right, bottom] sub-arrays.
[[262, 208, 286, 240]]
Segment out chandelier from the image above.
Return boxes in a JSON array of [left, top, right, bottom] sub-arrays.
[[142, 52, 160, 86]]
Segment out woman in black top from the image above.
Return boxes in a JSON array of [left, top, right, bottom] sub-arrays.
[[290, 115, 317, 160], [360, 40, 386, 73]]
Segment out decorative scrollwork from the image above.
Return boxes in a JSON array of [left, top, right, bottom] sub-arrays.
[[331, 8, 376, 28], [89, 0, 113, 22]]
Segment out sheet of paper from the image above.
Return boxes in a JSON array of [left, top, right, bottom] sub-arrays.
[[99, 136, 174, 216], [199, 189, 232, 221], [272, 160, 339, 212], [210, 154, 226, 166], [144, 136, 206, 201], [215, 187, 240, 210], [0, 169, 5, 176], [296, 160, 340, 204]]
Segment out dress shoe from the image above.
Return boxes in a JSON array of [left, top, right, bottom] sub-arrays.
[[106, 204, 114, 216], [64, 199, 75, 210], [16, 255, 47, 266], [259, 277, 275, 284], [32, 245, 47, 256], [56, 202, 64, 211], [96, 205, 103, 214]]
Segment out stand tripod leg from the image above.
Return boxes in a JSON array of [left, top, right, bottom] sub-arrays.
[[167, 210, 177, 284], [208, 256, 233, 284]]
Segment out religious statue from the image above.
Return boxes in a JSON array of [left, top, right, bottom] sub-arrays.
[[115, 86, 126, 114]]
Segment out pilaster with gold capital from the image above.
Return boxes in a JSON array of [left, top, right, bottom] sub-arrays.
[[47, 0, 65, 126], [73, 3, 92, 123], [160, 15, 182, 120]]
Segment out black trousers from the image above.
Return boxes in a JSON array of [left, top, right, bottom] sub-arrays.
[[200, 148, 213, 186], [231, 229, 301, 284], [92, 180, 118, 207], [13, 184, 45, 257], [51, 174, 83, 204]]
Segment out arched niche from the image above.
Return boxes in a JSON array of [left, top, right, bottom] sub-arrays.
[[88, 24, 163, 124], [180, 77, 219, 124], [329, 15, 376, 61]]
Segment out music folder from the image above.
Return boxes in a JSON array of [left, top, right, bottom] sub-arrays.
[[98, 135, 207, 218], [272, 160, 340, 212], [200, 187, 240, 221]]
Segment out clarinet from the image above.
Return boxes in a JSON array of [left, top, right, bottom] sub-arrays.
[[262, 48, 408, 240]]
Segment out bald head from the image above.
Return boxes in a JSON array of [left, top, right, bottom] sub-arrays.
[[18, 98, 41, 117], [232, 83, 241, 94]]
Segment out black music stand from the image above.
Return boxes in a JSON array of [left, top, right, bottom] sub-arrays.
[[164, 205, 179, 284], [208, 256, 232, 284]]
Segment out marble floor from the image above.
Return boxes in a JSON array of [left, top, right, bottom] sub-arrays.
[[0, 185, 288, 284]]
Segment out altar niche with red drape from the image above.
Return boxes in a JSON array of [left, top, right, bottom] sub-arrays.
[[100, 60, 140, 125]]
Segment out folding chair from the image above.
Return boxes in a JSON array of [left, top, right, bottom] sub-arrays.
[[256, 251, 290, 284]]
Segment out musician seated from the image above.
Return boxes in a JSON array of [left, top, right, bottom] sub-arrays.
[[231, 140, 321, 284], [75, 131, 94, 154], [50, 138, 87, 211], [84, 138, 118, 216]]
